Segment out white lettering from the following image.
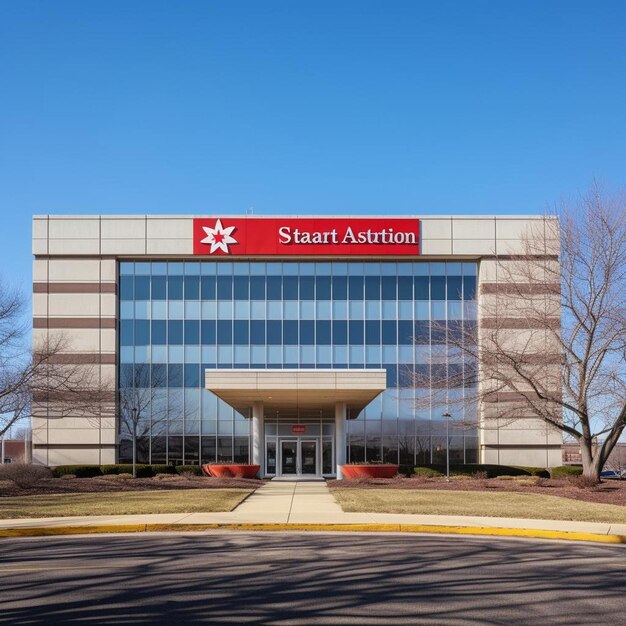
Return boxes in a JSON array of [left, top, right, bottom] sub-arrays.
[[278, 226, 292, 244], [342, 227, 357, 244], [278, 224, 416, 247]]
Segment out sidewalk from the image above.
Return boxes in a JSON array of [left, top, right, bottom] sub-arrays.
[[1, 481, 626, 543]]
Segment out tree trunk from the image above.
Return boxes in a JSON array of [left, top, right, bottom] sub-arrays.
[[132, 422, 137, 479], [579, 438, 601, 481]]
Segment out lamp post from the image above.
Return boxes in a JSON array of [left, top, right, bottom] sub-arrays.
[[442, 411, 451, 481], [132, 407, 138, 479]]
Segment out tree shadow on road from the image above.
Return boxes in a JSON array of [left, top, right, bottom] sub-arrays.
[[0, 532, 624, 625]]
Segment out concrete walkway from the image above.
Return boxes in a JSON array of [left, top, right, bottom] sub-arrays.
[[233, 480, 345, 523], [1, 480, 626, 541]]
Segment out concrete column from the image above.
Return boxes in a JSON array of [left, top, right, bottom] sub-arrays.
[[252, 401, 264, 477], [335, 401, 347, 479]]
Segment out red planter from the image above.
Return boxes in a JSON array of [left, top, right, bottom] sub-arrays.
[[340, 464, 399, 479], [202, 464, 261, 479]]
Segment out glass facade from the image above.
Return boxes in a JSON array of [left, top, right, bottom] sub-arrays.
[[118, 260, 478, 467]]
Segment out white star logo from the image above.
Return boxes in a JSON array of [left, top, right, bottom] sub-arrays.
[[200, 219, 238, 254]]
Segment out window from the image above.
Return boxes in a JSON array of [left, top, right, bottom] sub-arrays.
[[168, 276, 184, 300], [184, 320, 200, 345], [168, 321, 183, 345], [234, 320, 249, 345], [184, 276, 200, 300], [118, 260, 478, 465]]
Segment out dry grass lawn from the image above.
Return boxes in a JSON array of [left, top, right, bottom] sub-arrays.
[[0, 489, 252, 519], [333, 488, 626, 523]]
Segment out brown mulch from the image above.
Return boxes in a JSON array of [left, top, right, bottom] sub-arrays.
[[327, 476, 626, 507], [0, 476, 264, 498]]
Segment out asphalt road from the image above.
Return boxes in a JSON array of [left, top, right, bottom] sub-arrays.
[[0, 532, 624, 625]]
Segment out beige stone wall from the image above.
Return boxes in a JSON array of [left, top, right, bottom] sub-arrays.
[[476, 221, 563, 467], [34, 214, 555, 259], [31, 241, 117, 466], [32, 214, 563, 467]]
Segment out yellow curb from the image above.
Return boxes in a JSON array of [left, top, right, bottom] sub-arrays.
[[0, 524, 147, 537], [0, 522, 624, 543]]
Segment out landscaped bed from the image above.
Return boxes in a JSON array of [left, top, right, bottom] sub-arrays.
[[0, 475, 262, 498], [0, 488, 253, 518]]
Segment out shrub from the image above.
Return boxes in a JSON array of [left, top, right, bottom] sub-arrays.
[[495, 475, 516, 480], [515, 478, 539, 486], [175, 465, 203, 476], [151, 464, 177, 475], [413, 467, 444, 478], [51, 465, 103, 478], [514, 466, 551, 478], [566, 475, 599, 489], [449, 474, 472, 481], [101, 473, 134, 480], [472, 471, 488, 480], [100, 464, 154, 478], [413, 464, 545, 478], [398, 464, 415, 477], [154, 473, 179, 481], [0, 463, 52, 488], [551, 465, 583, 478], [60, 474, 77, 480]]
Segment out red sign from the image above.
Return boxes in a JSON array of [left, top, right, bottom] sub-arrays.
[[193, 217, 420, 256], [291, 424, 307, 434]]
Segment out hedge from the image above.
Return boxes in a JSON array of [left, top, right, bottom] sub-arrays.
[[412, 464, 550, 479], [175, 465, 203, 476], [50, 464, 201, 477], [550, 465, 584, 478], [100, 464, 154, 477], [151, 464, 177, 475], [413, 467, 444, 478], [514, 466, 551, 478], [51, 465, 103, 478]]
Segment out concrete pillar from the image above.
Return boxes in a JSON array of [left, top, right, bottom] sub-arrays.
[[252, 401, 264, 477], [335, 402, 347, 479]]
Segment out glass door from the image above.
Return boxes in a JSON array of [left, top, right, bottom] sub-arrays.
[[300, 440, 317, 475], [280, 440, 298, 475]]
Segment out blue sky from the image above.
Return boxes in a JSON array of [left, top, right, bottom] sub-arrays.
[[1, 0, 626, 288]]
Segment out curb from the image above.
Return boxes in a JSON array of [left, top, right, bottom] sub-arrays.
[[0, 523, 625, 543]]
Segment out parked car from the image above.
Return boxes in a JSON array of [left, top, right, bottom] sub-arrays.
[[600, 470, 621, 479]]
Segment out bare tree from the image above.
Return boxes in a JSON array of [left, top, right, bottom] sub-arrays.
[[1, 278, 111, 442], [118, 363, 168, 477], [0, 279, 27, 438], [410, 183, 626, 481]]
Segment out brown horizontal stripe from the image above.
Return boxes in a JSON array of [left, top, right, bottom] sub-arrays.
[[481, 444, 562, 449], [483, 391, 558, 403], [480, 254, 559, 261], [34, 282, 116, 294], [481, 354, 562, 365], [481, 317, 561, 329], [33, 444, 117, 450], [33, 390, 117, 402], [480, 283, 560, 295], [46, 353, 116, 365], [33, 318, 116, 329]]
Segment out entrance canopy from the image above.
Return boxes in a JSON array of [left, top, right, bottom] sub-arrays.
[[205, 369, 387, 420]]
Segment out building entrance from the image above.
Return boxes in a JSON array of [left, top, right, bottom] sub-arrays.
[[279, 438, 318, 476]]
